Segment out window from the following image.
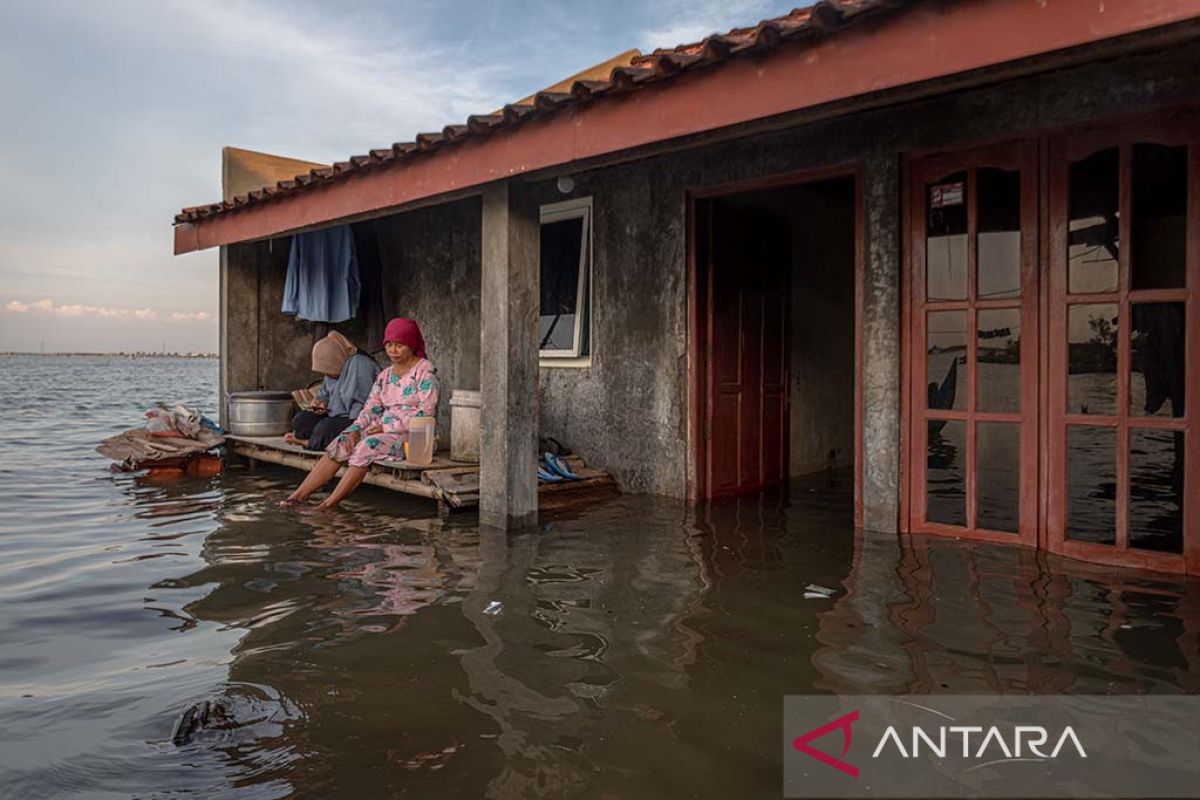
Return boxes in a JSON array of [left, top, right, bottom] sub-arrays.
[[539, 197, 592, 360]]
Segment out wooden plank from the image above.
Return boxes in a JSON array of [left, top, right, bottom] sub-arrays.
[[228, 436, 618, 513], [229, 441, 441, 500], [225, 435, 463, 472]]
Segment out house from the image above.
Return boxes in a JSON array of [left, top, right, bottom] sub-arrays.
[[174, 0, 1200, 574]]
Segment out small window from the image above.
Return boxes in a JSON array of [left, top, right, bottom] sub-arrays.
[[539, 197, 592, 360]]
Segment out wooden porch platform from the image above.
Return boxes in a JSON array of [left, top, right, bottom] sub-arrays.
[[226, 435, 616, 514]]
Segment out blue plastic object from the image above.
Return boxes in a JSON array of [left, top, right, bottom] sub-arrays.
[[542, 452, 578, 480], [537, 467, 564, 484]]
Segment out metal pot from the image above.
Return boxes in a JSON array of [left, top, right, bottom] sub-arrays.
[[227, 391, 294, 436]]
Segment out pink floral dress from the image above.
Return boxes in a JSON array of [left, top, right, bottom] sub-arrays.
[[326, 358, 439, 467]]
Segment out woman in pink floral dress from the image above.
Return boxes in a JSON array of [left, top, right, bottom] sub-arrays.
[[284, 318, 439, 510]]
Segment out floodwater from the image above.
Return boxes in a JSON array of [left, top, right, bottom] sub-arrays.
[[2, 355, 1200, 799]]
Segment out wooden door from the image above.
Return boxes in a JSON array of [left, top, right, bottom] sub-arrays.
[[1047, 114, 1200, 574], [908, 141, 1040, 545], [706, 202, 790, 497]]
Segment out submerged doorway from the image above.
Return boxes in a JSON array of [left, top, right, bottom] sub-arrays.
[[693, 174, 858, 500]]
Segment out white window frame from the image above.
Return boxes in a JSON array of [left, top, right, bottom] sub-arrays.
[[538, 196, 593, 363]]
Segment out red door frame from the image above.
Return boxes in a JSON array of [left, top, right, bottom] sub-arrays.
[[687, 163, 864, 523], [905, 140, 1041, 548], [902, 108, 1200, 575], [1045, 111, 1200, 574]]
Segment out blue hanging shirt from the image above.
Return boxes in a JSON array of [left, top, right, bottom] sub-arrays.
[[282, 225, 361, 322]]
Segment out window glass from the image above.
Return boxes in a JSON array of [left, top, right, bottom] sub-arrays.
[[1068, 149, 1119, 294], [1067, 303, 1118, 416], [976, 308, 1021, 413], [977, 168, 1021, 300], [977, 422, 1020, 533], [1066, 426, 1116, 545], [1131, 144, 1187, 290], [1130, 302, 1186, 418], [927, 311, 966, 412], [927, 420, 966, 527], [926, 172, 968, 300], [539, 211, 589, 356], [1129, 429, 1185, 553]]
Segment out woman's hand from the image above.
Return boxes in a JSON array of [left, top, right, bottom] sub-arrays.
[[364, 424, 384, 436]]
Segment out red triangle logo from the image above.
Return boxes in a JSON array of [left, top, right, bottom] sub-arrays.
[[792, 709, 859, 778]]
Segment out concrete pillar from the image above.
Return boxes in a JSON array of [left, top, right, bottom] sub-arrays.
[[479, 181, 540, 530], [860, 152, 902, 533]]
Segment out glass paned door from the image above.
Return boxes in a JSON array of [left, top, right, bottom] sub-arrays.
[[910, 142, 1039, 545], [1048, 121, 1199, 573]]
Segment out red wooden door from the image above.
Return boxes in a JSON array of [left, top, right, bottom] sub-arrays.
[[1047, 114, 1200, 574], [706, 202, 790, 497], [908, 141, 1040, 545]]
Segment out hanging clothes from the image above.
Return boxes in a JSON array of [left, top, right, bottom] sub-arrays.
[[281, 225, 361, 322]]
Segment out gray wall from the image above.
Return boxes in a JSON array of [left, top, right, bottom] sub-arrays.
[[787, 183, 856, 477], [222, 43, 1200, 529], [375, 198, 482, 445]]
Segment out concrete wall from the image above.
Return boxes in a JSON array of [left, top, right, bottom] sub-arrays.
[[787, 182, 857, 477], [374, 198, 482, 445], [221, 43, 1200, 529]]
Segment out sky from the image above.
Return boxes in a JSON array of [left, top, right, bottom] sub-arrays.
[[0, 0, 793, 354]]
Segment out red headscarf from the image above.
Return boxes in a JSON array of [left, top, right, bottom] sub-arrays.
[[383, 317, 427, 359]]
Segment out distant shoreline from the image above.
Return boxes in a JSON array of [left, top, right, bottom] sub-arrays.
[[0, 352, 217, 359]]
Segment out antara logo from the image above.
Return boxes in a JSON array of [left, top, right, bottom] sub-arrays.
[[792, 711, 1087, 778], [792, 710, 860, 778], [871, 725, 1087, 760]]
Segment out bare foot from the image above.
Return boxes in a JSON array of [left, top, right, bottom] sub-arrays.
[[283, 433, 308, 447], [278, 496, 304, 507]]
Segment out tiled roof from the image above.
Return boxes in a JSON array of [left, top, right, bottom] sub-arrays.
[[175, 0, 904, 224]]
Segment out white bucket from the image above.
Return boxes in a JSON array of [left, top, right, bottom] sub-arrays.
[[449, 389, 481, 463]]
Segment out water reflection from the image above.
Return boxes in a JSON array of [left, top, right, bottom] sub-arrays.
[[161, 471, 1200, 797], [8, 380, 1200, 800], [927, 421, 966, 527], [816, 531, 1200, 695]]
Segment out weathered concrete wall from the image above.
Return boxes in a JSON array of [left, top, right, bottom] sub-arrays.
[[859, 151, 901, 533], [787, 182, 857, 478], [375, 198, 482, 445], [222, 43, 1200, 527], [528, 163, 689, 496]]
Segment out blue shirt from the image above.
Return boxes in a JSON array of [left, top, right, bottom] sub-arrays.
[[315, 352, 379, 420], [282, 225, 361, 323]]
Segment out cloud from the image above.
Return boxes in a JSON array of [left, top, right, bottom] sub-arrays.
[[635, 0, 780, 51], [4, 298, 210, 323]]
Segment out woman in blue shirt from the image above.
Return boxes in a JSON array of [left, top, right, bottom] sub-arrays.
[[286, 331, 379, 451]]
